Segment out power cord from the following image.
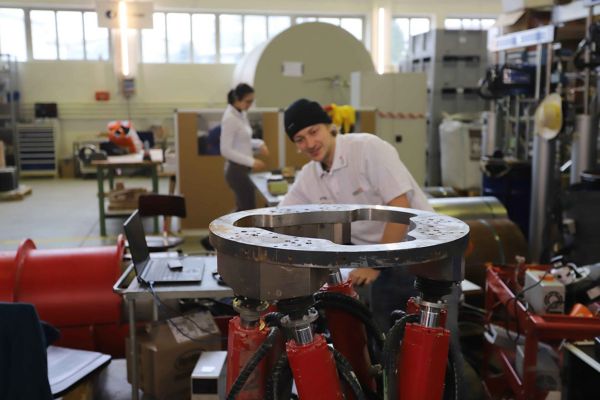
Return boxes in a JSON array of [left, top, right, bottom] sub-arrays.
[[503, 270, 550, 344]]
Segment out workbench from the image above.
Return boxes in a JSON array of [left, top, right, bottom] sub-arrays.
[[92, 149, 163, 236]]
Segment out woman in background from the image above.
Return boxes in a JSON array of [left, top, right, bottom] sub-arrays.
[[220, 83, 269, 211]]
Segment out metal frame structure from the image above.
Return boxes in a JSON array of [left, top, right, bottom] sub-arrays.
[[483, 265, 600, 399]]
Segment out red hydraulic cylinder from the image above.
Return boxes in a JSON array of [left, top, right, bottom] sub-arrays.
[[398, 323, 450, 400], [286, 334, 344, 400], [321, 280, 376, 395], [226, 316, 270, 400]]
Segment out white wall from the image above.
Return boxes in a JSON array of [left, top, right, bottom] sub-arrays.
[[18, 61, 236, 157], [2, 0, 502, 159]]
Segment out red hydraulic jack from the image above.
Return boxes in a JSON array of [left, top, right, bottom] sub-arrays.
[[319, 269, 377, 397], [226, 297, 271, 400], [280, 297, 345, 400], [396, 278, 452, 400]]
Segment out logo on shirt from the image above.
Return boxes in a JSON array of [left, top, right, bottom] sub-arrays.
[[352, 187, 364, 196]]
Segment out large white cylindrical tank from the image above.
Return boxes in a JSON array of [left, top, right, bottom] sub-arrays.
[[233, 22, 375, 107]]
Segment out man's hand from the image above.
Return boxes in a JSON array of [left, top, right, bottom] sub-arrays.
[[349, 268, 381, 286]]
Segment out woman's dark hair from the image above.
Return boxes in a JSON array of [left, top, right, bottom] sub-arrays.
[[227, 83, 255, 105]]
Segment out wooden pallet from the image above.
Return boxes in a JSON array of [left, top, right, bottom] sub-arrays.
[[0, 185, 32, 201]]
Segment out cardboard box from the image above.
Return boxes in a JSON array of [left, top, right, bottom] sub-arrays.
[[502, 0, 554, 13], [59, 158, 75, 178], [127, 312, 222, 400]]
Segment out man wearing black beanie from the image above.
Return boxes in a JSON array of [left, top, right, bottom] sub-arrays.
[[280, 98, 437, 332]]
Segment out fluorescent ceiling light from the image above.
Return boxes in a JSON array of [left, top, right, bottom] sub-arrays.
[[119, 1, 129, 77], [377, 7, 385, 74]]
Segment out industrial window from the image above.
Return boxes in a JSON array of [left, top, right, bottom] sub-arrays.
[[296, 17, 317, 24], [140, 12, 364, 64], [192, 14, 216, 63], [83, 12, 109, 61], [142, 12, 167, 63], [244, 15, 267, 54], [295, 16, 363, 41], [341, 18, 363, 41], [444, 18, 496, 30], [167, 13, 192, 63], [318, 17, 341, 26], [268, 16, 291, 37], [0, 8, 26, 61], [220, 14, 243, 63], [391, 17, 431, 70], [31, 10, 58, 60], [29, 9, 109, 61], [57, 11, 85, 60]]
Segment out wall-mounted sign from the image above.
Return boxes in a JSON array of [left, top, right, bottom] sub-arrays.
[[96, 1, 154, 29], [282, 62, 304, 77]]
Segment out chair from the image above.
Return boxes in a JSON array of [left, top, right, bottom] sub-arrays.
[[138, 194, 186, 251]]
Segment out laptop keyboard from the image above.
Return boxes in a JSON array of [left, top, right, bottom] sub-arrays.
[[143, 260, 182, 282]]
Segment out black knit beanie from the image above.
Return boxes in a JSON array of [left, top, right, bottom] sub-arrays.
[[284, 99, 332, 141]]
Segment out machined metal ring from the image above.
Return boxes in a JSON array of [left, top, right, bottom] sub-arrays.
[[208, 204, 470, 301], [209, 204, 469, 269]]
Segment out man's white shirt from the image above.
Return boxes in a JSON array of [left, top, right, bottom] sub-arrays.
[[279, 133, 433, 245]]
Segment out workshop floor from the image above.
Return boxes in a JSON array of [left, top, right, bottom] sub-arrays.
[[0, 177, 208, 251]]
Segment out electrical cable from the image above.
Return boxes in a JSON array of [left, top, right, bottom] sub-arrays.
[[503, 270, 550, 344]]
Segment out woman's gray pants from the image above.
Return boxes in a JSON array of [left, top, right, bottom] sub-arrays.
[[224, 161, 255, 211]]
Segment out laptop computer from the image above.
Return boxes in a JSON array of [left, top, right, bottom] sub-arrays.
[[123, 210, 204, 285]]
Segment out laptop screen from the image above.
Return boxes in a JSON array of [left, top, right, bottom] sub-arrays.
[[123, 210, 150, 272]]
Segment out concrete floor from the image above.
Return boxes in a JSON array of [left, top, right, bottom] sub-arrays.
[[0, 177, 207, 252]]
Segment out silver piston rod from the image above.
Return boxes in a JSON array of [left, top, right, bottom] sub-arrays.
[[418, 299, 447, 328]]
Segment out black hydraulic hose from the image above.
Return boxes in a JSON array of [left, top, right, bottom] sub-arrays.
[[382, 313, 419, 400], [331, 347, 368, 400], [313, 291, 385, 347], [226, 326, 281, 400], [442, 338, 464, 400], [264, 311, 285, 328], [265, 352, 293, 400]]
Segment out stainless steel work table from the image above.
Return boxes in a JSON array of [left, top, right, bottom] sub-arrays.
[[249, 171, 286, 206], [113, 255, 233, 400]]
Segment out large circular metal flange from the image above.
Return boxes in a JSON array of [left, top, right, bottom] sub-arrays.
[[209, 204, 470, 269]]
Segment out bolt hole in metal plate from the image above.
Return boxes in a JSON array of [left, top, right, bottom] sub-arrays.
[[209, 204, 470, 270]]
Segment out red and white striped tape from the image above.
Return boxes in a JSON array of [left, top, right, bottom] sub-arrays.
[[376, 111, 425, 119]]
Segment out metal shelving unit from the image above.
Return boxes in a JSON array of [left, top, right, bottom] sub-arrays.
[[17, 121, 59, 177], [0, 54, 18, 170], [409, 29, 489, 185]]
